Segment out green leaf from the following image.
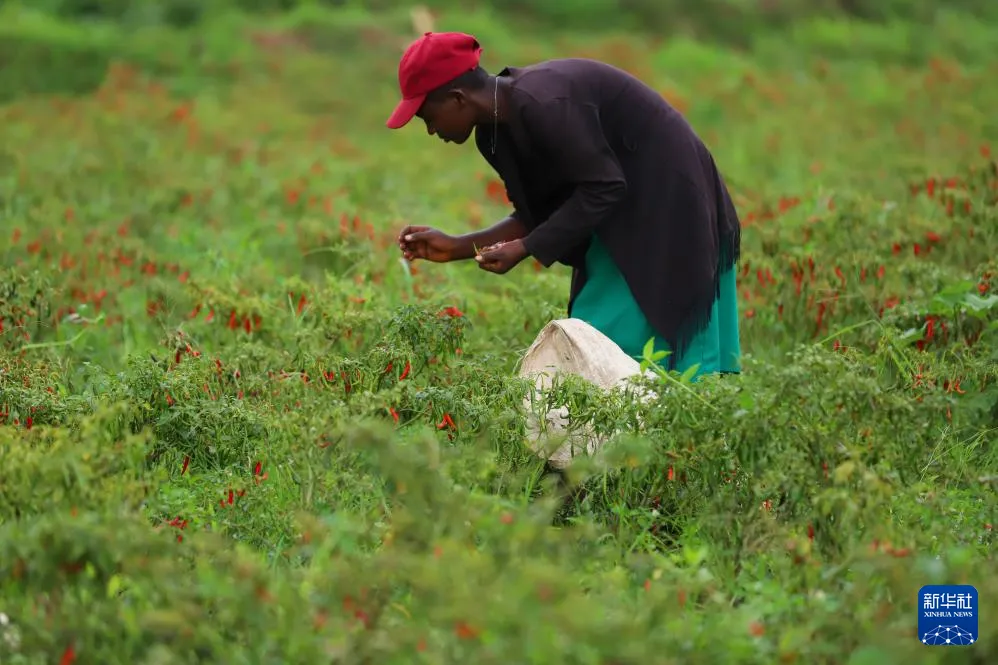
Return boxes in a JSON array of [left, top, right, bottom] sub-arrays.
[[679, 364, 700, 384], [833, 461, 856, 484], [642, 337, 655, 360], [963, 293, 998, 313], [942, 280, 977, 295], [107, 573, 124, 599]]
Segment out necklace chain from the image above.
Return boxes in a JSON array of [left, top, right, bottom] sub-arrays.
[[491, 75, 498, 155]]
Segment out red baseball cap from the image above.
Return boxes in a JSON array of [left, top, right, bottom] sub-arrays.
[[386, 32, 483, 129]]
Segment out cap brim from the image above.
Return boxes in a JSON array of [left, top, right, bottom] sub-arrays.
[[386, 94, 426, 129]]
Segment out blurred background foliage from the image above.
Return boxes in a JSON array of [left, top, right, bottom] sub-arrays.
[[2, 0, 997, 108]]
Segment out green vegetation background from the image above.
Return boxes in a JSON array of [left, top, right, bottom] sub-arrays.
[[0, 1, 996, 664]]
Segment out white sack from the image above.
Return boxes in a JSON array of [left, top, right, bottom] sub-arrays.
[[517, 318, 657, 469]]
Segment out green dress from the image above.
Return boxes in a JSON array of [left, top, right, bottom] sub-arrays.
[[568, 236, 741, 380]]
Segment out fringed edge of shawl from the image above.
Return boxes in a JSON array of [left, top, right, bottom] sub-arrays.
[[666, 224, 741, 371]]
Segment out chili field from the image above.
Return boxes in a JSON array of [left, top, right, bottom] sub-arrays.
[[1, 6, 997, 664]]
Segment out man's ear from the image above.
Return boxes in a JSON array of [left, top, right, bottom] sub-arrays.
[[449, 88, 469, 107]]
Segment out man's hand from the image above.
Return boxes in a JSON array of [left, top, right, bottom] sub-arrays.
[[475, 239, 529, 274], [398, 226, 460, 263]]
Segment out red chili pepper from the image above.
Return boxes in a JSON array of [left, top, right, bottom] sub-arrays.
[[813, 302, 827, 337], [454, 621, 479, 640]]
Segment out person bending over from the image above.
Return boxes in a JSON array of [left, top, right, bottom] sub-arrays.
[[388, 32, 742, 379]]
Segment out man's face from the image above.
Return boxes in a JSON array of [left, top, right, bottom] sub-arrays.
[[416, 91, 477, 144]]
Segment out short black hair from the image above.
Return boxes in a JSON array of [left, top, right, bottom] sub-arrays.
[[424, 65, 491, 103]]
